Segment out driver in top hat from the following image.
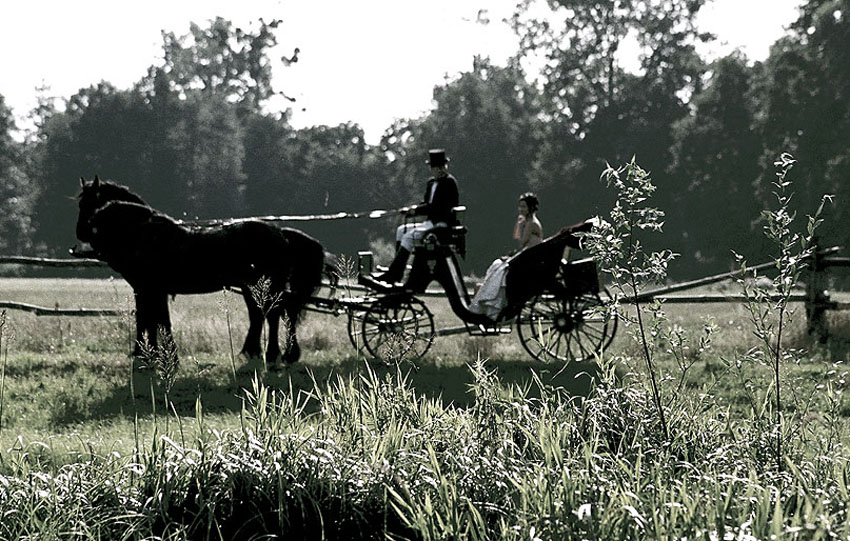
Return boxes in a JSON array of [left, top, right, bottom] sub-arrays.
[[373, 148, 460, 285]]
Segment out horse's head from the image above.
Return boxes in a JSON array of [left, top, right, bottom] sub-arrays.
[[84, 201, 161, 254], [76, 176, 147, 242]]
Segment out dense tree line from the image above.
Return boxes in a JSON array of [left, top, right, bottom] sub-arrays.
[[0, 1, 847, 278]]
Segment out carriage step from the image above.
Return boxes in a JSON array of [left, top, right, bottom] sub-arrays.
[[358, 273, 405, 292], [436, 325, 512, 337]]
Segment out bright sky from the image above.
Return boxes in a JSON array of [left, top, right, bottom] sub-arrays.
[[1, 0, 801, 144]]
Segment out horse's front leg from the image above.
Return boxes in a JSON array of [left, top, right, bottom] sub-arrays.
[[132, 292, 147, 357], [137, 292, 173, 351], [240, 290, 264, 359], [280, 302, 302, 365], [133, 292, 177, 371], [148, 292, 173, 345]]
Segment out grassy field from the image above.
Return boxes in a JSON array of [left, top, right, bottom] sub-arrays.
[[1, 277, 849, 538], [0, 278, 613, 449]]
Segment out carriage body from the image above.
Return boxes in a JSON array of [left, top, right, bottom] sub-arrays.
[[348, 216, 617, 364]]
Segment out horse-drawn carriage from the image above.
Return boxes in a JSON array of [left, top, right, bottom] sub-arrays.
[[76, 177, 616, 366], [311, 207, 618, 364]]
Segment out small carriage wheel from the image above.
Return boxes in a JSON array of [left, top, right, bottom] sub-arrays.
[[516, 289, 617, 363], [346, 309, 368, 352], [360, 296, 435, 363]]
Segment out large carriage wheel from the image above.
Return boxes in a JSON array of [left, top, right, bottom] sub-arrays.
[[360, 296, 435, 363], [516, 289, 616, 363]]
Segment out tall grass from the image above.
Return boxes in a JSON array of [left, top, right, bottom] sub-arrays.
[[0, 309, 7, 435], [1, 357, 849, 539], [217, 288, 239, 383]]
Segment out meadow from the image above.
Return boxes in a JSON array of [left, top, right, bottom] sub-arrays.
[[0, 276, 849, 539]]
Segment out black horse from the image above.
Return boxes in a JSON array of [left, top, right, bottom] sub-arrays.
[[75, 176, 326, 366]]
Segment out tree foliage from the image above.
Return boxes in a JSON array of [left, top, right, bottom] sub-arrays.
[[9, 2, 850, 279], [666, 54, 763, 267], [509, 0, 710, 249], [0, 95, 35, 254], [154, 17, 292, 110], [752, 0, 850, 254]]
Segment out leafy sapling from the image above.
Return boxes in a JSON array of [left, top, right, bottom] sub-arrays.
[[735, 152, 832, 472], [584, 157, 677, 440]]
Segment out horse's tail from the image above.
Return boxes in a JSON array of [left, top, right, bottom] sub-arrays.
[[283, 231, 326, 306]]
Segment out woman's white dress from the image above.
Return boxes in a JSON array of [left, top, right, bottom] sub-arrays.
[[470, 217, 542, 320], [469, 257, 509, 320]]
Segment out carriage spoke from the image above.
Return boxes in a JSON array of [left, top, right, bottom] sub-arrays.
[[574, 333, 592, 360], [578, 323, 606, 343], [518, 290, 616, 363], [550, 331, 569, 360], [360, 296, 434, 363]]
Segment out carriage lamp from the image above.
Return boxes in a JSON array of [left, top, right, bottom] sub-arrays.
[[453, 206, 466, 224], [358, 251, 373, 276]]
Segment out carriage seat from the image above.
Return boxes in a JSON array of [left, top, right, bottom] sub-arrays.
[[356, 206, 467, 293], [413, 206, 467, 258]]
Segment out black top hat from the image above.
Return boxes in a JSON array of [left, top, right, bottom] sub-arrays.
[[426, 149, 449, 167]]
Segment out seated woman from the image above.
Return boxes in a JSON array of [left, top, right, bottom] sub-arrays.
[[469, 192, 542, 320]]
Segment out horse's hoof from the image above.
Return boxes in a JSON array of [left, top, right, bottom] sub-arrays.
[[239, 348, 263, 360], [283, 344, 301, 365], [131, 357, 152, 372], [264, 349, 284, 366]]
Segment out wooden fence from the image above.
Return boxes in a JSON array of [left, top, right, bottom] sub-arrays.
[[1, 248, 848, 340], [0, 255, 123, 316], [628, 246, 850, 342]]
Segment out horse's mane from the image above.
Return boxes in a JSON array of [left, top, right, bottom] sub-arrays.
[[80, 178, 147, 206], [99, 181, 147, 205], [95, 200, 177, 227]]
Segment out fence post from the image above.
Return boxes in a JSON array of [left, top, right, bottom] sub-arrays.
[[805, 238, 829, 343]]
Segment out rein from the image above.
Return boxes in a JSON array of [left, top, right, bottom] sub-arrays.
[[183, 207, 411, 227]]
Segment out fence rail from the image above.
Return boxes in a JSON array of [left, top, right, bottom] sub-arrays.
[[0, 256, 107, 268], [1, 246, 847, 341], [0, 300, 124, 317]]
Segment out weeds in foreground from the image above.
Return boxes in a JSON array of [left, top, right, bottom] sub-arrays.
[[334, 253, 357, 294], [735, 153, 832, 472], [335, 254, 362, 352], [0, 156, 846, 538], [0, 310, 7, 434], [137, 326, 185, 445], [585, 156, 677, 440], [659, 309, 718, 399], [2, 360, 849, 539], [217, 287, 239, 383], [137, 327, 180, 395]]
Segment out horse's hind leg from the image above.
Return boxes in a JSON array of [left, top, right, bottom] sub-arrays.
[[132, 292, 172, 354], [280, 253, 322, 365], [144, 293, 174, 351], [240, 291, 264, 359]]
